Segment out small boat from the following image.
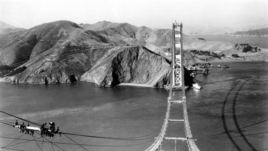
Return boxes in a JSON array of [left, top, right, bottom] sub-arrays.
[[192, 83, 202, 90]]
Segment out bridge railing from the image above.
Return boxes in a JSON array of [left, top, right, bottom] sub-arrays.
[[183, 97, 200, 151], [144, 97, 171, 151]]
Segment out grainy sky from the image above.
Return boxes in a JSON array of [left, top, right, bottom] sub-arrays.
[[0, 0, 268, 29]]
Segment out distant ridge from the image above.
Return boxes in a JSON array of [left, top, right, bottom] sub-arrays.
[[234, 27, 268, 36], [80, 20, 122, 31], [0, 21, 15, 29], [0, 21, 24, 35]]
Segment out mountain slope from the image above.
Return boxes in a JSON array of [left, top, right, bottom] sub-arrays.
[[81, 46, 170, 87], [0, 21, 173, 87], [0, 20, 109, 67], [82, 21, 173, 53]]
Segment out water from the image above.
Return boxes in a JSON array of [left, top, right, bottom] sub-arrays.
[[0, 62, 267, 151], [188, 62, 268, 151]]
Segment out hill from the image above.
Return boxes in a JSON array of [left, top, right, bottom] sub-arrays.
[[0, 20, 110, 67], [0, 21, 173, 87]]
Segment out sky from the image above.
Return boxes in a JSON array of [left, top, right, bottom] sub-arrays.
[[0, 0, 268, 30]]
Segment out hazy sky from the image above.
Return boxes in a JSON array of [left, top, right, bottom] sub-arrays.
[[0, 0, 268, 29]]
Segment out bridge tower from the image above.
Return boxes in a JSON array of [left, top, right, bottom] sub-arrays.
[[145, 22, 200, 151]]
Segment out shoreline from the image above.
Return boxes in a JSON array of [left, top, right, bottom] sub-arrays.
[[209, 60, 268, 64], [118, 83, 155, 88], [0, 61, 267, 86], [0, 78, 159, 89]]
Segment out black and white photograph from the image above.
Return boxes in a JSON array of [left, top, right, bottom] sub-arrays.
[[0, 0, 267, 150]]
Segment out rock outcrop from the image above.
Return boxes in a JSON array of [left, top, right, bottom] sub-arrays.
[[81, 46, 170, 87]]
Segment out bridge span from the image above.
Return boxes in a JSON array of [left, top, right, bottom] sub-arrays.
[[144, 22, 200, 151]]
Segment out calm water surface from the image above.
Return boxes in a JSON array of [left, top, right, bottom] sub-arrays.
[[0, 62, 267, 151]]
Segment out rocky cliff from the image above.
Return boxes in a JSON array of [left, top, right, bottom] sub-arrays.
[[81, 46, 170, 87]]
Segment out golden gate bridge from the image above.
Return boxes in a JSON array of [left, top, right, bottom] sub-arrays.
[[144, 22, 200, 151]]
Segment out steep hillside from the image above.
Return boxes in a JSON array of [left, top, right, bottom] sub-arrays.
[[97, 23, 138, 45], [0, 21, 174, 87], [0, 20, 109, 67], [0, 20, 114, 84], [2, 45, 172, 87], [3, 44, 112, 84], [81, 46, 170, 87]]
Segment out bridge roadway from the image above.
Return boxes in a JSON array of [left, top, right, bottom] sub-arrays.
[[144, 89, 200, 151]]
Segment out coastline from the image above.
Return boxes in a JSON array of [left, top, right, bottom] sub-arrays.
[[0, 60, 267, 86], [118, 83, 155, 88]]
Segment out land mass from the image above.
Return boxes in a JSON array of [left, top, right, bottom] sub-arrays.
[[0, 20, 267, 87], [234, 27, 268, 36]]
